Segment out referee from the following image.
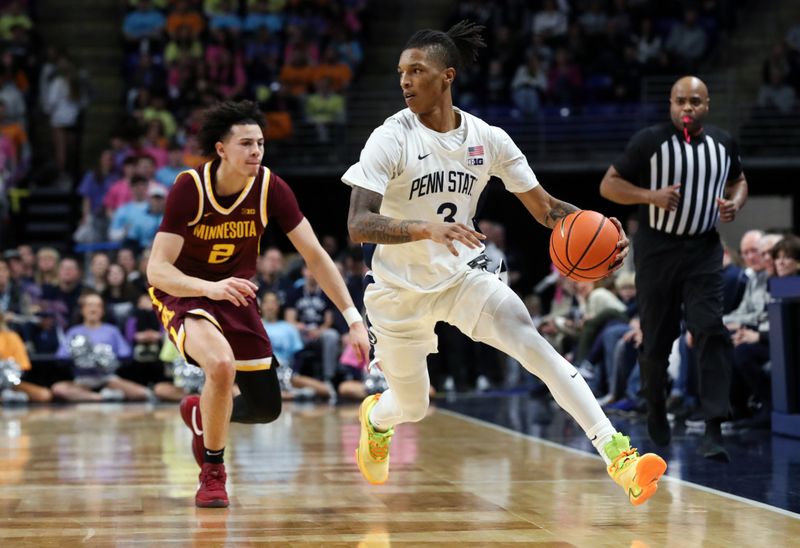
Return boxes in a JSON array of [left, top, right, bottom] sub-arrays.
[[600, 76, 747, 461]]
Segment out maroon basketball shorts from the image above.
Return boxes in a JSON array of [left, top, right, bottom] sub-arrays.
[[149, 287, 273, 372]]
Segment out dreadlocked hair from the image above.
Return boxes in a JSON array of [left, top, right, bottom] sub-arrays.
[[198, 100, 265, 158], [403, 19, 486, 70]]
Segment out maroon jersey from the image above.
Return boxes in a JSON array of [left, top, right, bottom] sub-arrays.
[[149, 160, 304, 369], [158, 159, 303, 281]]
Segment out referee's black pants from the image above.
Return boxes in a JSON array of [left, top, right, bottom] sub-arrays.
[[634, 226, 733, 421]]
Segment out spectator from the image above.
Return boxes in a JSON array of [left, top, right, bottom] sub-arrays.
[[140, 119, 169, 167], [164, 23, 204, 66], [42, 54, 84, 182], [155, 142, 187, 187], [285, 265, 341, 382], [141, 96, 177, 140], [102, 263, 140, 326], [123, 0, 166, 50], [0, 256, 31, 331], [313, 45, 353, 92], [0, 99, 29, 184], [40, 257, 84, 329], [207, 0, 243, 34], [0, 67, 24, 127], [548, 48, 583, 105], [108, 178, 149, 242], [634, 18, 663, 69], [757, 64, 796, 114], [305, 78, 345, 142], [125, 184, 166, 252], [207, 47, 247, 99], [255, 247, 294, 304], [52, 293, 149, 402], [665, 9, 708, 72], [85, 252, 111, 293], [0, 1, 32, 41], [532, 0, 568, 43], [511, 54, 547, 115], [0, 310, 52, 403], [166, 0, 205, 38], [34, 247, 60, 287], [723, 233, 781, 331], [279, 49, 314, 97], [103, 156, 138, 215], [244, 0, 284, 34], [260, 290, 303, 369], [74, 150, 116, 244]]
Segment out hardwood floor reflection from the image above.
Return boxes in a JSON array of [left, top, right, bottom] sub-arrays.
[[0, 403, 797, 546]]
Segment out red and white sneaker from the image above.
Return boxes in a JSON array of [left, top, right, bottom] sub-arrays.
[[196, 462, 229, 508], [179, 395, 204, 468]]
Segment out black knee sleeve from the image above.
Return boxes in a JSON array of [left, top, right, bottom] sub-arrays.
[[230, 365, 283, 424]]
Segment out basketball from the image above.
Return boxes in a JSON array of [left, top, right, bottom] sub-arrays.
[[549, 211, 620, 281]]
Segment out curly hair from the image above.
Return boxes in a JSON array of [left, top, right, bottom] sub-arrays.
[[403, 20, 486, 71], [197, 100, 265, 158]]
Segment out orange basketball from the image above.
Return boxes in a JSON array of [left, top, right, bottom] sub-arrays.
[[549, 210, 620, 281]]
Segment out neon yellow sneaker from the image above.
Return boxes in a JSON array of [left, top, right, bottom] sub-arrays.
[[605, 433, 667, 506], [355, 393, 394, 485]]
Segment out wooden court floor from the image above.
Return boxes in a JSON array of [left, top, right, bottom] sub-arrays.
[[0, 403, 798, 547]]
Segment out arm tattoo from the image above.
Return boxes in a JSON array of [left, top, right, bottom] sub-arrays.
[[545, 200, 579, 228], [348, 187, 425, 244]]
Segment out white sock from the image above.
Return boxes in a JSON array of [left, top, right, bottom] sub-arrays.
[[587, 419, 618, 465]]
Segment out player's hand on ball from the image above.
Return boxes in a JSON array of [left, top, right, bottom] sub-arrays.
[[428, 222, 486, 256], [348, 321, 371, 363], [206, 277, 258, 306], [607, 217, 630, 272]]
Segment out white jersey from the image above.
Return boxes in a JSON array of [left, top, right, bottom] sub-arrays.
[[342, 107, 539, 292]]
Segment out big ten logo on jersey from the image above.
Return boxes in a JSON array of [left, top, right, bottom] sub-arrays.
[[467, 144, 484, 166]]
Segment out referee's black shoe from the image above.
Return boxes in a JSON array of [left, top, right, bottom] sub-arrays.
[[697, 419, 730, 462], [647, 401, 671, 446]]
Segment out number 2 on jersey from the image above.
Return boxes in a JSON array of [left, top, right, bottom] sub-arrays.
[[437, 202, 457, 223], [208, 243, 235, 264]]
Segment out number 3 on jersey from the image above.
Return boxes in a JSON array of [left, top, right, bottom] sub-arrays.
[[437, 202, 457, 223], [209, 243, 235, 264]]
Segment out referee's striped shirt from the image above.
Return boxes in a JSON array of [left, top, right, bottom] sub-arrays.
[[613, 122, 743, 236]]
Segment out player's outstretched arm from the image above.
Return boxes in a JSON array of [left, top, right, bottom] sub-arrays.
[[515, 185, 579, 229], [147, 232, 257, 307], [347, 187, 485, 255], [286, 218, 370, 362]]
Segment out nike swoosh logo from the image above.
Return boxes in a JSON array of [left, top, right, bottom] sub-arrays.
[[418, 153, 431, 160], [192, 406, 203, 436], [203, 212, 213, 218], [591, 435, 598, 441], [570, 371, 579, 378]]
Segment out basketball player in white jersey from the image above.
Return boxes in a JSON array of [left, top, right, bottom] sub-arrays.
[[342, 21, 666, 506]]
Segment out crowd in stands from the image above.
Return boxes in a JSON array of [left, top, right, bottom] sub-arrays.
[[122, 0, 364, 156], [447, 0, 740, 115], [753, 22, 800, 121]]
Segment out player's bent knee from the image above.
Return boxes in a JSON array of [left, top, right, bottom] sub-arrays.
[[251, 399, 282, 424], [204, 357, 236, 386], [401, 396, 429, 423]]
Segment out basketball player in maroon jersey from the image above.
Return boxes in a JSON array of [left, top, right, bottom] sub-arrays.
[[147, 101, 370, 508]]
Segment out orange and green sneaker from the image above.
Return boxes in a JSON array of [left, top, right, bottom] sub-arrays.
[[605, 432, 667, 506], [355, 393, 394, 485]]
